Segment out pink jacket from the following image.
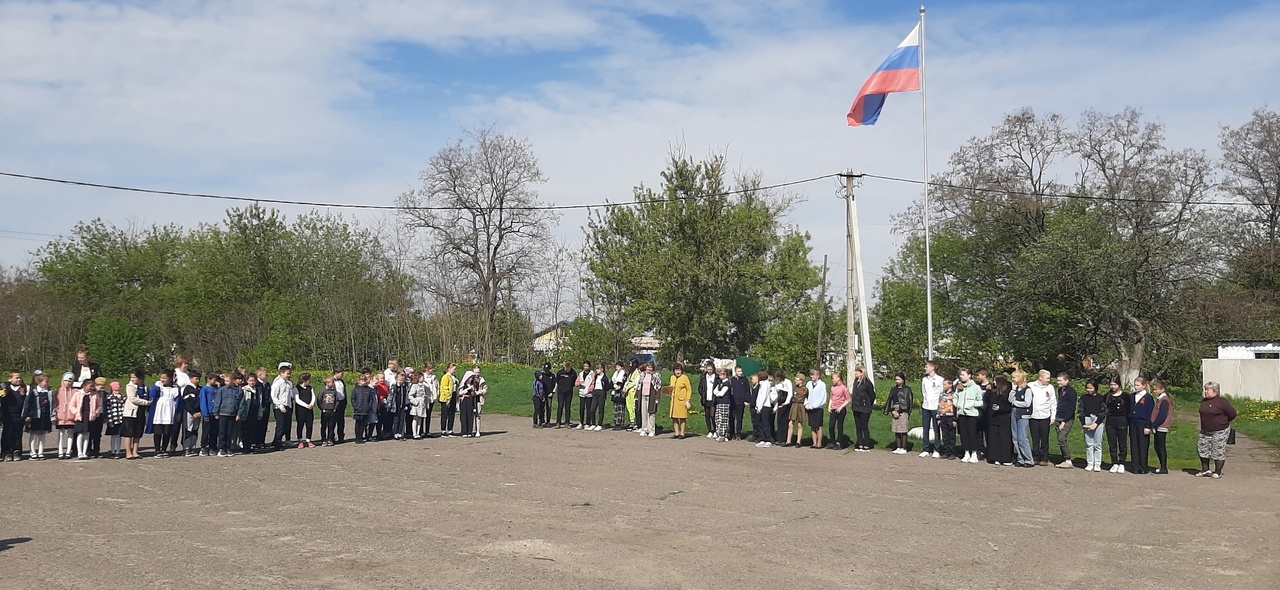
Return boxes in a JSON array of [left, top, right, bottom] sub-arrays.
[[55, 385, 78, 427], [68, 389, 102, 423]]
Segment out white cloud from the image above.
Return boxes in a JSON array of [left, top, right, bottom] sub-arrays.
[[2, 0, 1278, 307]]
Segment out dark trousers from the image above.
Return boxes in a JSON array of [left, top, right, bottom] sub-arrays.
[[774, 404, 789, 443], [939, 417, 957, 457], [420, 404, 433, 436], [217, 417, 239, 453], [1029, 417, 1050, 462], [703, 404, 716, 433], [533, 397, 547, 426], [1129, 423, 1150, 473], [756, 407, 774, 442], [633, 396, 643, 428], [986, 416, 1013, 464], [0, 418, 22, 454], [920, 408, 939, 452], [390, 407, 405, 438], [202, 418, 219, 450], [182, 418, 199, 451], [154, 423, 179, 453], [828, 409, 847, 446], [272, 408, 292, 447], [852, 411, 871, 448], [731, 404, 746, 439], [296, 409, 314, 440], [459, 397, 477, 435], [440, 399, 457, 433], [555, 392, 573, 426], [579, 396, 593, 426], [1105, 417, 1128, 465], [595, 393, 607, 426], [1154, 430, 1168, 470], [377, 407, 391, 439], [958, 415, 981, 454], [88, 417, 104, 456], [320, 412, 337, 443], [354, 415, 372, 442], [336, 398, 348, 441]]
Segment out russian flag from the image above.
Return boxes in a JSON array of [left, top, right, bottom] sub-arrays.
[[847, 23, 921, 127]]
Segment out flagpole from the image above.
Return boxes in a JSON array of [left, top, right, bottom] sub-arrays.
[[919, 5, 935, 360]]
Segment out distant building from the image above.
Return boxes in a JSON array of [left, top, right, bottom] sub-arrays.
[[532, 321, 572, 353], [1202, 340, 1280, 401]]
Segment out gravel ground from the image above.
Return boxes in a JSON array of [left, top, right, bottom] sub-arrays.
[[1, 414, 1277, 589]]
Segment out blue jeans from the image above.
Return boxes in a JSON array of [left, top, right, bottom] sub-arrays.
[[920, 408, 939, 452], [1083, 419, 1104, 467], [1013, 415, 1033, 465]]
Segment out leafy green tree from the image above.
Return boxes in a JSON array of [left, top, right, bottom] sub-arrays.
[[86, 316, 145, 376]]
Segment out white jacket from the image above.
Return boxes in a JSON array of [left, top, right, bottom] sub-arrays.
[[754, 380, 775, 411], [921, 374, 944, 411], [1029, 381, 1057, 421]]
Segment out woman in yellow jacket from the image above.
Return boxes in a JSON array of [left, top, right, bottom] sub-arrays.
[[669, 363, 692, 439], [438, 363, 457, 436]]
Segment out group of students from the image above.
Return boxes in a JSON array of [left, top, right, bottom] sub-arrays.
[[0, 347, 493, 461], [528, 358, 1239, 478]]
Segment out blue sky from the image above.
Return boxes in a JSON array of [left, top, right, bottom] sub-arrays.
[[2, 0, 1279, 315]]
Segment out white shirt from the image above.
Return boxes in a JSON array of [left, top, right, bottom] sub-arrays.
[[383, 368, 399, 386], [921, 374, 944, 410], [773, 379, 794, 406], [805, 380, 828, 410], [334, 379, 346, 401], [174, 367, 192, 389], [271, 376, 295, 411], [152, 384, 180, 425], [611, 369, 627, 388], [754, 380, 774, 410], [1029, 381, 1057, 421]]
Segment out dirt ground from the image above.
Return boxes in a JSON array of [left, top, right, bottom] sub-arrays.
[[2, 414, 1278, 590]]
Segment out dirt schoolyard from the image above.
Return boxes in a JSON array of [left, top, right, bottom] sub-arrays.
[[2, 414, 1278, 589]]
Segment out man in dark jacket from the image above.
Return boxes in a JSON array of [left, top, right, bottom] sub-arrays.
[[555, 363, 576, 428], [728, 366, 752, 441]]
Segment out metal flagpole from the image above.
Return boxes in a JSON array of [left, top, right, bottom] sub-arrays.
[[845, 175, 858, 381], [919, 5, 935, 360]]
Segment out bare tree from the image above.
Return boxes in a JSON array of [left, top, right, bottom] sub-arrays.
[[398, 127, 558, 362]]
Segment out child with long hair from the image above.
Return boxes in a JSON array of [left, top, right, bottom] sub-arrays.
[[55, 373, 78, 459], [23, 374, 55, 460], [1150, 380, 1173, 475], [103, 381, 126, 459], [784, 372, 809, 447], [884, 372, 913, 454]]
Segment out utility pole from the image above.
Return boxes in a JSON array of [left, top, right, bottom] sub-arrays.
[[844, 172, 875, 380], [815, 254, 828, 371]]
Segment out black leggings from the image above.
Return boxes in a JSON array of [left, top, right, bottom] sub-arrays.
[[579, 396, 593, 426], [153, 423, 179, 453], [595, 393, 607, 426], [1029, 418, 1050, 462], [828, 409, 847, 446], [556, 392, 573, 426], [853, 411, 871, 448], [1129, 424, 1150, 472], [1154, 430, 1168, 470], [295, 409, 314, 440], [320, 413, 337, 443], [958, 415, 981, 454], [703, 404, 716, 433], [439, 399, 456, 433], [1105, 418, 1128, 465]]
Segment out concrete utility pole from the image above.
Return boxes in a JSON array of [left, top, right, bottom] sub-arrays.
[[816, 254, 828, 371], [844, 173, 874, 380]]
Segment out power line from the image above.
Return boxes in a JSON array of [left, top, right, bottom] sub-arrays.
[[0, 171, 838, 212], [852, 172, 1256, 207]]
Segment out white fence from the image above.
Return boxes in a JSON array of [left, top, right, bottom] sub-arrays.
[[1201, 359, 1280, 401]]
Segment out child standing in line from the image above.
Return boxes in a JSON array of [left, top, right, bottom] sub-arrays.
[[319, 376, 339, 446], [103, 381, 126, 459], [55, 373, 79, 459], [216, 372, 248, 457], [421, 365, 438, 438], [885, 372, 914, 454], [181, 371, 203, 457], [388, 372, 409, 441], [1128, 377, 1155, 474], [408, 369, 429, 439], [351, 370, 377, 444], [937, 380, 958, 460], [199, 374, 221, 457], [753, 371, 775, 448], [713, 368, 732, 442], [72, 378, 105, 460], [439, 363, 457, 436], [611, 362, 629, 431], [0, 371, 27, 461], [1150, 380, 1173, 475], [122, 371, 150, 460], [294, 373, 316, 448], [784, 373, 809, 447], [23, 374, 55, 460], [150, 370, 181, 458]]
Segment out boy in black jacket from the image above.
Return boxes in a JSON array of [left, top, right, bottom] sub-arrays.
[[554, 363, 576, 428], [319, 376, 340, 446], [351, 370, 378, 444], [180, 370, 203, 457]]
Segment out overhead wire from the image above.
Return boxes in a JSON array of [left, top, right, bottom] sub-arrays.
[[852, 172, 1257, 207]]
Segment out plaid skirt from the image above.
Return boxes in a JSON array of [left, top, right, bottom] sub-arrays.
[[1198, 428, 1230, 460], [613, 401, 628, 426], [714, 404, 730, 437]]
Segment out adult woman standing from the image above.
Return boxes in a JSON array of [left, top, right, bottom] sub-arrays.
[[826, 371, 850, 450], [984, 374, 1014, 466], [68, 346, 102, 392], [1196, 382, 1237, 479], [668, 364, 692, 439], [884, 372, 913, 454], [1104, 377, 1131, 473], [849, 367, 877, 452]]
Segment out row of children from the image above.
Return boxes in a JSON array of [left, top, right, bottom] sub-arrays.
[[0, 354, 491, 461]]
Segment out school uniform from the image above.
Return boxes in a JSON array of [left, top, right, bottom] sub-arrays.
[[23, 386, 55, 459], [334, 379, 347, 443], [1128, 391, 1154, 474], [1, 383, 29, 459], [270, 376, 295, 449], [1027, 381, 1057, 465], [386, 382, 408, 439], [577, 370, 595, 428], [149, 384, 181, 456], [181, 384, 202, 455], [1104, 393, 1131, 468], [1151, 393, 1173, 473], [772, 379, 793, 444], [983, 388, 1013, 464], [351, 385, 378, 443], [753, 380, 775, 444], [849, 377, 876, 450], [214, 385, 249, 455], [593, 372, 609, 427], [537, 370, 557, 428], [729, 375, 751, 440], [712, 379, 731, 439], [698, 373, 717, 434], [1055, 384, 1077, 462], [294, 385, 316, 443]]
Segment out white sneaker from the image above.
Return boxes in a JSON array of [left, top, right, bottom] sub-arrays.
[[919, 451, 930, 457], [762, 442, 772, 448], [931, 451, 941, 459], [1117, 464, 1126, 474], [756, 441, 767, 448], [893, 448, 907, 455], [1109, 464, 1118, 473], [576, 425, 584, 430]]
